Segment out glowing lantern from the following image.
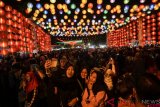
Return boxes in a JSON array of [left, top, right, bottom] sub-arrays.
[[57, 4, 63, 10], [12, 9, 17, 15], [83, 15, 86, 19], [63, 4, 67, 10], [97, 10, 101, 14], [0, 1, 5, 7], [140, 0, 145, 3], [82, 0, 87, 4], [152, 0, 158, 3], [97, 0, 102, 4], [27, 2, 33, 8], [106, 5, 111, 10], [65, 0, 71, 4], [0, 40, 8, 48], [110, 0, 115, 3], [50, 0, 56, 3], [1, 49, 8, 55], [154, 4, 159, 10], [44, 4, 50, 10], [74, 15, 78, 19], [71, 4, 76, 9], [64, 15, 68, 19], [0, 25, 6, 31], [82, 10, 86, 14], [88, 3, 93, 8], [0, 17, 5, 24], [124, 0, 130, 4]]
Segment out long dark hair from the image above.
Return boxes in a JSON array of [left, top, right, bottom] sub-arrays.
[[90, 70, 106, 95]]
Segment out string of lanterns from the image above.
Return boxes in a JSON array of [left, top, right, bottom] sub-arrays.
[[21, 0, 160, 37]]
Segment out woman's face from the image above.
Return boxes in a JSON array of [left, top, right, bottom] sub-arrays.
[[25, 74, 31, 82], [89, 72, 97, 84], [66, 66, 74, 78], [81, 68, 87, 79], [105, 69, 113, 77]]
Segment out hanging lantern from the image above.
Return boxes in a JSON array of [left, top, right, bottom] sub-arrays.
[[5, 5, 12, 11], [0, 1, 5, 7], [1, 49, 8, 55], [12, 9, 17, 15], [0, 17, 5, 24], [8, 33, 13, 39], [0, 40, 8, 48], [0, 24, 6, 31], [0, 8, 5, 16], [6, 13, 12, 19]]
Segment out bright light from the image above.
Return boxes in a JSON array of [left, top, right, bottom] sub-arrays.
[[110, 0, 115, 3], [65, 0, 71, 4], [36, 3, 42, 9], [27, 2, 33, 8], [124, 0, 130, 4], [71, 4, 76, 9], [140, 0, 145, 3], [44, 10, 48, 14], [50, 0, 56, 3]]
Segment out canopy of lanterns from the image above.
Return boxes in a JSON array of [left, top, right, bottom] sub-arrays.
[[2, 0, 160, 37]]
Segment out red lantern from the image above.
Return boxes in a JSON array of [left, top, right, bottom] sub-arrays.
[[7, 27, 12, 32], [0, 40, 8, 48], [147, 20, 151, 23], [0, 24, 6, 31], [13, 15, 17, 21], [151, 15, 155, 18], [152, 27, 156, 31], [6, 19, 12, 25], [152, 23, 156, 26], [147, 37, 151, 41], [0, 1, 5, 8], [88, 3, 93, 8], [151, 19, 156, 22], [9, 47, 15, 53], [8, 40, 14, 46], [0, 8, 5, 16], [152, 36, 156, 40], [0, 17, 5, 24], [5, 5, 12, 11], [152, 32, 156, 35], [15, 41, 19, 46], [143, 34, 146, 37], [6, 13, 12, 19], [12, 9, 17, 15], [8, 33, 13, 39], [17, 19, 22, 23], [1, 49, 8, 55], [17, 12, 22, 17]]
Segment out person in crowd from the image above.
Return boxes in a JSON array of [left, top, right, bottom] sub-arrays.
[[134, 73, 160, 107], [24, 71, 39, 107], [81, 70, 107, 107], [77, 67, 88, 106], [116, 73, 136, 107], [104, 58, 117, 102], [57, 65, 79, 107], [44, 58, 60, 107]]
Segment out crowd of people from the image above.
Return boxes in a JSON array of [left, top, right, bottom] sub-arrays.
[[0, 46, 160, 107]]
